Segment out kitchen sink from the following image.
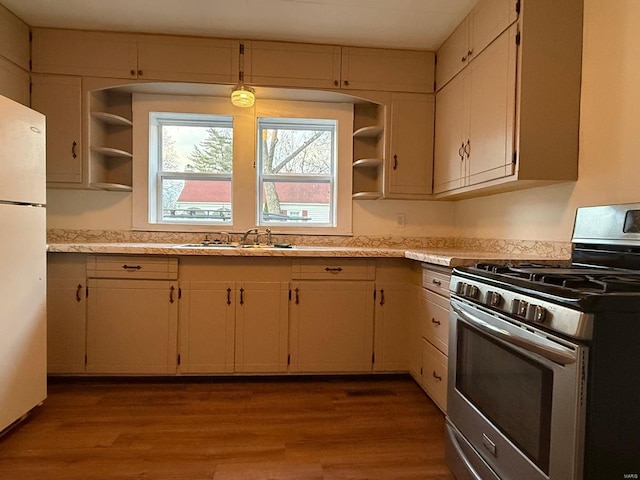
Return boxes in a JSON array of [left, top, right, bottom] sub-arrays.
[[175, 243, 240, 248], [174, 242, 294, 249]]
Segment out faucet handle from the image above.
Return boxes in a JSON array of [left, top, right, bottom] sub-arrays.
[[265, 228, 272, 246]]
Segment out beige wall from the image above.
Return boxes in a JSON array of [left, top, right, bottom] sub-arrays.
[[47, 0, 638, 241], [454, 0, 640, 242]]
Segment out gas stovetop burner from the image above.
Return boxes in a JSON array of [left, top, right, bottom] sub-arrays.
[[471, 263, 640, 294]]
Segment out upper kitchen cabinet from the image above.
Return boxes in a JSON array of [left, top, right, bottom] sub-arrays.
[[386, 93, 435, 198], [341, 47, 434, 93], [0, 4, 29, 105], [31, 74, 83, 186], [0, 56, 29, 106], [0, 4, 30, 71], [136, 35, 239, 83], [433, 0, 582, 199], [435, 0, 519, 91], [244, 40, 341, 89], [32, 29, 138, 79], [434, 26, 517, 194], [32, 28, 239, 83]]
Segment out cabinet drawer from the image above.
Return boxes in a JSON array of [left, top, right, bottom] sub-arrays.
[[422, 265, 451, 297], [422, 338, 448, 413], [87, 255, 178, 280], [292, 259, 375, 281], [421, 289, 450, 354]]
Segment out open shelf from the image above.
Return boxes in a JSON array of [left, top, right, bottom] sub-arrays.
[[352, 102, 386, 198], [353, 158, 383, 168], [91, 111, 133, 126], [352, 191, 383, 200]]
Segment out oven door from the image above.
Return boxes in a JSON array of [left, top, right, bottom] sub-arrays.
[[447, 296, 587, 480]]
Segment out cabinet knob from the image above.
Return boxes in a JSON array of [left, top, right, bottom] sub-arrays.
[[333, 80, 339, 86], [130, 69, 136, 76], [468, 49, 474, 57], [461, 55, 467, 63], [138, 69, 143, 76], [343, 80, 350, 87]]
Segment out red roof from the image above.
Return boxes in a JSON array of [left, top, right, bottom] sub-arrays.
[[177, 180, 330, 203]]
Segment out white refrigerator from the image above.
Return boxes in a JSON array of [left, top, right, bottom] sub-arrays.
[[0, 95, 47, 433]]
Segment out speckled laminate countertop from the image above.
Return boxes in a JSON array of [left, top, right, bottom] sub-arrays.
[[47, 242, 570, 268]]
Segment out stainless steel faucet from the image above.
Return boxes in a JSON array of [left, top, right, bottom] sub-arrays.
[[241, 228, 259, 244]]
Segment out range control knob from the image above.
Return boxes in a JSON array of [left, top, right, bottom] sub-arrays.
[[485, 290, 503, 307], [512, 299, 529, 317], [527, 304, 547, 323], [466, 284, 479, 299]]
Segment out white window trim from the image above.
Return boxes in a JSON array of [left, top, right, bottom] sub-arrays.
[[132, 94, 353, 235]]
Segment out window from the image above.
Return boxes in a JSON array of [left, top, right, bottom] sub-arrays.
[[133, 94, 353, 235], [257, 118, 336, 227], [151, 113, 233, 224]]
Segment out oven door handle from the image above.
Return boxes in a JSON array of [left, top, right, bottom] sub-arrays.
[[451, 301, 577, 366]]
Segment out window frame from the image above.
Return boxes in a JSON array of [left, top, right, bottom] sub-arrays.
[[132, 94, 353, 235]]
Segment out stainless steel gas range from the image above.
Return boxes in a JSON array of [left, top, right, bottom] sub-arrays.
[[445, 203, 640, 480]]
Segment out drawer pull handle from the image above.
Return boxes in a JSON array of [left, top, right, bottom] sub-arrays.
[[226, 287, 231, 305], [432, 279, 442, 286], [71, 141, 77, 159], [122, 264, 142, 270], [379, 289, 385, 306], [75, 284, 82, 302], [295, 287, 300, 304], [433, 371, 442, 381], [239, 287, 245, 305], [325, 267, 343, 273], [431, 317, 441, 326]]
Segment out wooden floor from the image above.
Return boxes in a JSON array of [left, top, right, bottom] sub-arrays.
[[0, 376, 455, 480]]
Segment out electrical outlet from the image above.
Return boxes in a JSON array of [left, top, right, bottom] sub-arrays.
[[395, 213, 405, 228]]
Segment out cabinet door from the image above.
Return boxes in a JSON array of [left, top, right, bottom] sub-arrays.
[[235, 282, 289, 373], [290, 281, 374, 373], [0, 4, 30, 70], [47, 254, 87, 374], [387, 93, 434, 197], [469, 0, 519, 60], [341, 47, 434, 93], [86, 279, 178, 374], [433, 72, 467, 194], [373, 283, 412, 372], [0, 56, 29, 106], [31, 74, 84, 185], [435, 17, 470, 91], [246, 41, 341, 89], [466, 25, 517, 186], [179, 281, 235, 374], [137, 35, 238, 83], [32, 28, 137, 79]]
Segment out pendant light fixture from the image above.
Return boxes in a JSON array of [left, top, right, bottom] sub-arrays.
[[231, 44, 255, 107]]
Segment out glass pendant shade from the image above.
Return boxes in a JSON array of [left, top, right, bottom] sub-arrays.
[[231, 85, 255, 107]]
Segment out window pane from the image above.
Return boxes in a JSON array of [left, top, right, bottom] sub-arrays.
[[161, 178, 231, 223], [161, 124, 233, 174], [259, 125, 334, 175], [260, 181, 331, 225]]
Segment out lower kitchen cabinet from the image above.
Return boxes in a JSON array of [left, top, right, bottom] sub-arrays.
[[373, 282, 413, 371], [414, 264, 452, 413], [178, 281, 235, 374], [86, 278, 179, 374], [46, 253, 87, 374], [235, 282, 290, 373], [289, 280, 375, 373]]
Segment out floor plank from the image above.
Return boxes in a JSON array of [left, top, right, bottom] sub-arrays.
[[0, 376, 455, 480]]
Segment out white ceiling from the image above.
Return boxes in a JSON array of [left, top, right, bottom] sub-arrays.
[[1, 0, 478, 51]]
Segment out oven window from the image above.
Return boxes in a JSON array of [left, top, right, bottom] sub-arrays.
[[457, 322, 553, 474]]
